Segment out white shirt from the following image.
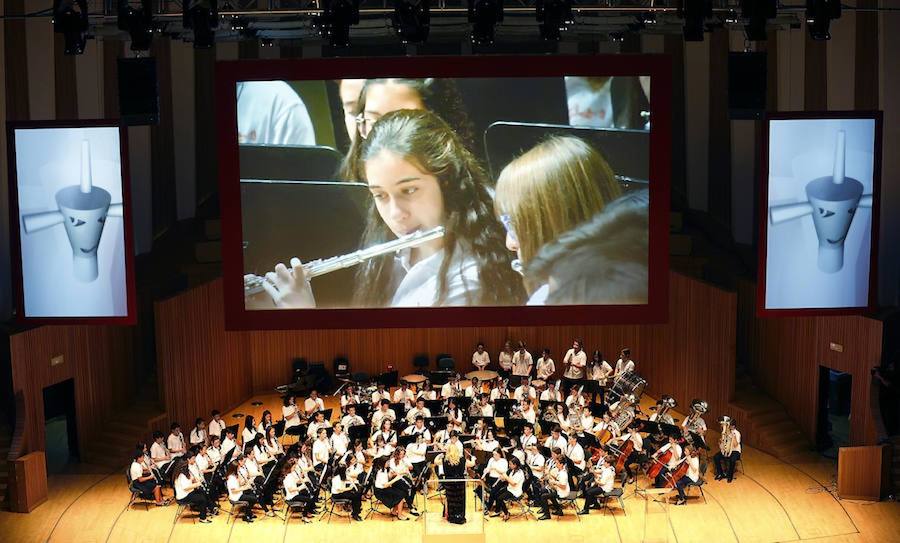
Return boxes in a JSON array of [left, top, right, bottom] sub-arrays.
[[283, 471, 301, 501], [622, 431, 643, 453], [472, 351, 490, 369], [196, 453, 210, 473], [129, 461, 144, 482], [536, 357, 555, 380], [227, 475, 243, 502], [150, 442, 170, 467], [307, 420, 332, 438], [521, 407, 537, 424], [544, 435, 567, 451], [685, 455, 700, 482], [406, 407, 431, 423], [580, 414, 595, 433], [484, 457, 508, 478], [403, 425, 432, 442], [283, 405, 301, 429], [221, 437, 237, 458], [341, 414, 364, 428], [371, 409, 396, 429], [313, 439, 331, 466], [371, 390, 390, 405], [236, 81, 315, 146], [242, 427, 258, 448], [512, 351, 533, 376], [331, 432, 350, 456], [479, 403, 494, 417], [208, 418, 225, 439], [599, 464, 616, 493], [167, 433, 186, 457], [554, 468, 570, 498], [393, 388, 415, 406], [507, 469, 526, 497], [440, 383, 458, 398], [615, 358, 635, 375], [566, 442, 586, 471], [390, 244, 481, 307], [374, 470, 392, 490], [527, 452, 546, 477], [304, 397, 325, 414], [563, 349, 587, 379], [521, 433, 538, 450], [498, 351, 513, 371], [590, 360, 613, 384], [407, 442, 428, 464], [189, 428, 207, 446], [514, 386, 537, 401], [725, 429, 742, 454], [174, 473, 192, 501], [540, 389, 562, 402], [207, 446, 221, 466]]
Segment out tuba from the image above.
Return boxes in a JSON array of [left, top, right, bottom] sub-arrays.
[[655, 395, 677, 424], [685, 399, 708, 433]]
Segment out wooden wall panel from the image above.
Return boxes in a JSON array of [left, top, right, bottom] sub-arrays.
[[155, 273, 738, 442], [9, 326, 135, 456]]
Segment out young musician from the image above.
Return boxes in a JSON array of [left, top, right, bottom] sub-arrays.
[[565, 387, 585, 410], [341, 405, 365, 429], [498, 341, 514, 378], [387, 447, 418, 513], [307, 410, 332, 439], [150, 431, 173, 477], [512, 341, 533, 378], [341, 386, 362, 413], [220, 429, 237, 461], [714, 417, 742, 483], [393, 383, 415, 408], [418, 380, 438, 400], [472, 342, 490, 371], [282, 395, 302, 432], [477, 429, 500, 453], [520, 399, 537, 424], [614, 348, 636, 377], [480, 448, 508, 503], [651, 435, 683, 487], [537, 448, 568, 519], [168, 423, 187, 459], [407, 432, 429, 480], [174, 454, 213, 523], [371, 400, 397, 430], [589, 351, 613, 389], [304, 390, 325, 416], [208, 410, 225, 441], [543, 426, 567, 451], [486, 456, 525, 521], [263, 426, 284, 460], [130, 449, 165, 505], [256, 410, 275, 436], [562, 339, 587, 381], [312, 428, 332, 471], [446, 399, 465, 433], [520, 424, 538, 450], [674, 447, 701, 505], [330, 423, 350, 457], [374, 460, 412, 520], [403, 416, 432, 442], [440, 374, 461, 399], [477, 394, 494, 417], [406, 397, 432, 424], [282, 458, 314, 523], [536, 349, 555, 381], [226, 459, 260, 522], [241, 416, 258, 451], [540, 381, 563, 402], [193, 444, 215, 481], [371, 383, 390, 405], [464, 377, 481, 398], [579, 453, 616, 514], [566, 434, 587, 475], [331, 464, 363, 520], [188, 419, 207, 447], [610, 427, 644, 484], [514, 378, 537, 402]]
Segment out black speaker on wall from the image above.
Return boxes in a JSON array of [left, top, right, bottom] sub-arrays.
[[728, 52, 767, 120], [117, 57, 159, 126]]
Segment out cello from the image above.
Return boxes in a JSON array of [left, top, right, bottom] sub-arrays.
[[614, 439, 634, 472], [664, 458, 689, 488], [647, 448, 673, 479]]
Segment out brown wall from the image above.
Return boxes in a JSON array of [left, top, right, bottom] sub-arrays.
[[9, 325, 135, 456], [155, 272, 737, 434], [738, 279, 884, 446]]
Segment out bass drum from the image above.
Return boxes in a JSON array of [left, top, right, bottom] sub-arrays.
[[610, 371, 647, 403]]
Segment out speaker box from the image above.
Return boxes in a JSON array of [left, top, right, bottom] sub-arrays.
[[728, 52, 767, 120], [118, 57, 159, 126]]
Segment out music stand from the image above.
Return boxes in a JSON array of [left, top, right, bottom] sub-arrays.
[[660, 423, 683, 439], [504, 418, 527, 438], [320, 408, 334, 422], [347, 403, 371, 421], [493, 399, 517, 418], [426, 416, 449, 432], [348, 424, 370, 445], [689, 432, 709, 450], [273, 420, 286, 439], [634, 419, 661, 435], [455, 396, 474, 412], [424, 399, 444, 415], [389, 403, 408, 421], [538, 420, 556, 436]]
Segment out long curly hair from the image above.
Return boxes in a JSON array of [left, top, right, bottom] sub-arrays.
[[353, 109, 525, 307], [339, 78, 477, 182]]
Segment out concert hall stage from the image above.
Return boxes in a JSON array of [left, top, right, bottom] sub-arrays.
[[1, 393, 897, 543]]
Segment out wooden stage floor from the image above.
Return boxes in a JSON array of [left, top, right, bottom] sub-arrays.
[[2, 393, 898, 543]]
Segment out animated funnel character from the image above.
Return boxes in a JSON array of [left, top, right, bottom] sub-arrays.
[[21, 140, 123, 282], [768, 131, 872, 273]]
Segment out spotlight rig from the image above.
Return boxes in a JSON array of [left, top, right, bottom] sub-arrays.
[[535, 0, 573, 42], [806, 0, 841, 41], [117, 0, 154, 52], [393, 0, 431, 44], [317, 0, 360, 48], [53, 0, 89, 55], [468, 0, 504, 46], [182, 0, 219, 49]]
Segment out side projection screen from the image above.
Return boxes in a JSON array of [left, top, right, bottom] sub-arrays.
[[217, 56, 672, 329]]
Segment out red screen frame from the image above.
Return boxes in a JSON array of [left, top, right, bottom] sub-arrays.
[[6, 119, 137, 325], [217, 55, 671, 330], [756, 110, 883, 317]]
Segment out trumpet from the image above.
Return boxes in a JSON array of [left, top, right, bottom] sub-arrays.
[[244, 226, 445, 296]]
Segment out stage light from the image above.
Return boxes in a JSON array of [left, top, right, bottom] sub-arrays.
[[806, 0, 841, 41], [117, 0, 153, 52], [317, 0, 360, 48], [468, 0, 503, 46], [677, 0, 712, 42], [260, 38, 275, 48], [724, 10, 739, 25], [741, 0, 775, 41], [53, 0, 89, 55], [393, 0, 431, 44], [182, 0, 218, 49], [609, 31, 624, 43], [536, 0, 572, 42]]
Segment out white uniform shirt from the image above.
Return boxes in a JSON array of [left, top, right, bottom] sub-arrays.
[[393, 388, 415, 406], [507, 469, 526, 497], [174, 473, 192, 501], [479, 403, 494, 417], [685, 456, 700, 482], [615, 358, 635, 375], [512, 351, 534, 376], [563, 349, 587, 379], [129, 461, 144, 482], [498, 351, 513, 372], [341, 414, 364, 428], [472, 351, 490, 369], [236, 81, 315, 146], [283, 471, 301, 501], [567, 442, 586, 471], [407, 442, 428, 464], [167, 433, 186, 457], [371, 390, 390, 405], [554, 468, 570, 498], [304, 397, 325, 414], [189, 428, 207, 446], [331, 432, 350, 457], [544, 435, 567, 451], [599, 464, 616, 493], [208, 418, 225, 439], [242, 427, 258, 448], [227, 475, 243, 502], [484, 457, 508, 478], [312, 439, 331, 466], [514, 386, 537, 401], [150, 442, 170, 467], [390, 244, 481, 307], [283, 405, 301, 429], [540, 389, 563, 402], [536, 357, 555, 380]]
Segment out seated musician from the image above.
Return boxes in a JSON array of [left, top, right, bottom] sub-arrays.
[[168, 423, 187, 459], [418, 380, 438, 400], [536, 348, 555, 381], [265, 426, 285, 459], [402, 416, 432, 442], [193, 444, 216, 481], [282, 458, 315, 523], [674, 447, 700, 505], [306, 410, 332, 439], [330, 423, 351, 457], [368, 434, 394, 461], [477, 394, 494, 417], [387, 447, 419, 514], [562, 403, 583, 434], [227, 458, 262, 522], [520, 424, 538, 450], [130, 449, 165, 505], [374, 419, 399, 448], [579, 449, 616, 515], [565, 387, 584, 410], [443, 430, 464, 456], [374, 459, 413, 520], [207, 435, 222, 466], [486, 456, 526, 521], [174, 454, 214, 523], [406, 397, 432, 424], [490, 380, 511, 402], [312, 428, 332, 471], [150, 431, 174, 478], [464, 377, 482, 398], [536, 448, 569, 519], [304, 389, 325, 416], [520, 399, 537, 424], [593, 412, 621, 441], [610, 427, 644, 485], [407, 432, 430, 480], [512, 341, 534, 378], [345, 452, 366, 486], [256, 410, 275, 435], [241, 416, 259, 452], [477, 429, 500, 453], [341, 405, 365, 429], [525, 442, 546, 481], [371, 399, 397, 430], [282, 395, 302, 433], [540, 380, 563, 402], [331, 465, 364, 521], [713, 417, 742, 483], [393, 383, 415, 408], [189, 418, 208, 446], [472, 342, 490, 371], [440, 374, 461, 399], [446, 399, 466, 433], [565, 434, 587, 476], [651, 435, 683, 487], [478, 448, 509, 503], [371, 383, 390, 406], [514, 377, 537, 402], [544, 425, 567, 451], [208, 410, 226, 442], [580, 405, 596, 434], [220, 428, 238, 461]]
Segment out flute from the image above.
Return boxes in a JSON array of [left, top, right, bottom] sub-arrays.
[[245, 226, 445, 296]]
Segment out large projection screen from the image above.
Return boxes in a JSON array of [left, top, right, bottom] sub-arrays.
[[758, 111, 882, 316], [7, 121, 136, 324], [217, 56, 671, 329]]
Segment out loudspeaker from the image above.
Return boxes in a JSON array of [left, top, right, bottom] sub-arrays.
[[728, 52, 767, 120], [117, 57, 159, 126]]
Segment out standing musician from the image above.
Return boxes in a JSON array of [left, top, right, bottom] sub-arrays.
[[610, 427, 644, 484], [613, 348, 636, 385], [713, 416, 742, 483], [150, 431, 174, 479], [174, 453, 214, 523], [588, 351, 613, 386], [304, 390, 325, 416], [393, 383, 415, 408], [536, 348, 555, 381], [579, 450, 616, 515], [485, 455, 525, 521], [540, 380, 564, 402], [371, 400, 397, 430], [330, 423, 351, 457], [189, 418, 208, 446], [464, 377, 482, 398], [341, 405, 365, 429], [168, 423, 187, 460], [332, 464, 364, 521], [406, 397, 432, 424], [306, 410, 332, 439], [282, 396, 302, 434], [498, 341, 514, 379], [562, 339, 587, 382], [674, 447, 701, 505], [282, 458, 315, 523], [371, 383, 390, 406], [208, 410, 225, 441], [472, 342, 491, 371], [512, 341, 534, 379], [130, 449, 165, 506], [227, 458, 261, 522], [650, 435, 683, 487]]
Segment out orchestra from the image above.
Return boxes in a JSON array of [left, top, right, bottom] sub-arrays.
[[132, 341, 737, 527]]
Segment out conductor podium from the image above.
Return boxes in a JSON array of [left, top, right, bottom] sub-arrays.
[[422, 478, 485, 543]]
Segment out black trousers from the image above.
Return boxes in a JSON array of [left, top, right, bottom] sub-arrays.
[[333, 490, 362, 516], [134, 479, 158, 499], [239, 490, 266, 516], [654, 467, 671, 488], [178, 490, 210, 520], [581, 486, 608, 510], [486, 488, 516, 514], [675, 476, 695, 500], [713, 451, 741, 480], [538, 489, 562, 516], [622, 451, 644, 480]]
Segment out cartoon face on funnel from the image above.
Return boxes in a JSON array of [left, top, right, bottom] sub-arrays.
[[20, 140, 123, 282], [769, 130, 872, 273]]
